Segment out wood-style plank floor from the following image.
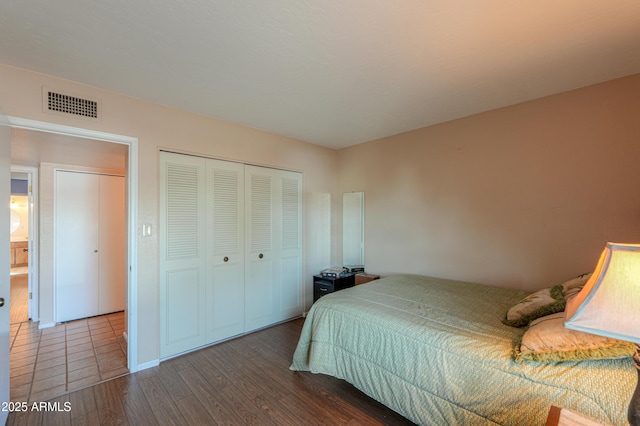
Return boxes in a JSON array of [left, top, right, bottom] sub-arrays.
[[7, 318, 415, 425]]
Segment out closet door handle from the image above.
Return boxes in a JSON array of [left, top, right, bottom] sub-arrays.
[[94, 249, 99, 253], [223, 256, 229, 262], [258, 253, 264, 259]]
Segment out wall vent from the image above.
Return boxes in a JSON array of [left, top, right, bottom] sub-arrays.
[[43, 87, 100, 120]]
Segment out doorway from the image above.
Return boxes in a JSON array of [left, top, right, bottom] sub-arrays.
[[6, 117, 139, 403], [9, 167, 38, 325]]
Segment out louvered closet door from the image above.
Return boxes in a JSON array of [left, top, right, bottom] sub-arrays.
[[245, 166, 303, 331], [205, 159, 245, 342], [159, 152, 207, 358], [245, 166, 276, 331], [276, 170, 303, 322]]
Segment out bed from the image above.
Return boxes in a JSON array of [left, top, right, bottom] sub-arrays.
[[290, 274, 635, 425]]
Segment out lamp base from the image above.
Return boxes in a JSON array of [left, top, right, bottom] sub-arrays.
[[630, 344, 640, 426]]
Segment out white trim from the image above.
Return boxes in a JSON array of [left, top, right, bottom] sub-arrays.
[[38, 322, 55, 329], [7, 116, 139, 373], [126, 133, 139, 373], [136, 359, 160, 371], [7, 116, 136, 144]]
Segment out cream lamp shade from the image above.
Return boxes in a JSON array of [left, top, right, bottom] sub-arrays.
[[564, 242, 640, 344], [565, 242, 640, 426]]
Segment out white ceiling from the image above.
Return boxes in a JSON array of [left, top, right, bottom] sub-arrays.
[[1, 1, 640, 149]]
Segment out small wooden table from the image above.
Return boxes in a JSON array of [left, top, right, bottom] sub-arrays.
[[546, 406, 608, 426], [355, 273, 380, 285]]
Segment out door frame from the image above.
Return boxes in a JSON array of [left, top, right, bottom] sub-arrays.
[[10, 165, 39, 322], [7, 116, 140, 372], [1, 109, 11, 425]]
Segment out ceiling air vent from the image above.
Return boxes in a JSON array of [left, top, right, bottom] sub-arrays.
[[43, 88, 100, 119]]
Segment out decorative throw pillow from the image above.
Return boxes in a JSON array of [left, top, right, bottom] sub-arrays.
[[502, 285, 565, 327], [513, 313, 636, 363], [560, 272, 591, 301]]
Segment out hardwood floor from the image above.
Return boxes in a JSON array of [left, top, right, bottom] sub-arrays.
[[7, 318, 415, 425]]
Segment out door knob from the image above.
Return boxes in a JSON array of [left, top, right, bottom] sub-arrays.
[[259, 253, 264, 259], [0, 298, 4, 307], [223, 256, 229, 262]]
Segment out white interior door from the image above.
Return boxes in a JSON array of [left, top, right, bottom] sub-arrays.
[[98, 174, 126, 314], [245, 166, 276, 332], [55, 171, 100, 322], [277, 172, 303, 322], [159, 153, 303, 357], [206, 159, 245, 342], [159, 152, 207, 358], [244, 166, 303, 331], [0, 110, 11, 424]]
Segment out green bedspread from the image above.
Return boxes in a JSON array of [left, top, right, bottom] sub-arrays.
[[290, 274, 635, 425]]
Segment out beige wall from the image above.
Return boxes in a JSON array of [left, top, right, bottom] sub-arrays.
[[338, 73, 640, 291], [0, 64, 339, 366], [7, 60, 640, 364]]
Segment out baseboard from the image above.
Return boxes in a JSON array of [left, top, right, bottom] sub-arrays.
[[137, 359, 160, 371], [38, 322, 55, 329]]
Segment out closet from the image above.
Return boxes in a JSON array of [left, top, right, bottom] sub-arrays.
[[159, 151, 302, 359], [55, 170, 126, 323]]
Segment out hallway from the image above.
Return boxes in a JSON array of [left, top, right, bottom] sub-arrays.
[[9, 311, 128, 403]]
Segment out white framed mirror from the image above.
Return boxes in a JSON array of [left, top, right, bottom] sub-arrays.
[[343, 191, 364, 267]]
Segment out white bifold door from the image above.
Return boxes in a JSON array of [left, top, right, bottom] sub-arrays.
[[244, 165, 303, 332], [55, 171, 126, 323], [159, 152, 302, 359]]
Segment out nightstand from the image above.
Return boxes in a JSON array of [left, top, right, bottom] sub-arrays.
[[313, 274, 355, 302], [355, 273, 380, 285]]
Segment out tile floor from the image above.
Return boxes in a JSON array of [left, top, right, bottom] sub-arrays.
[[9, 273, 28, 324], [9, 311, 128, 403]]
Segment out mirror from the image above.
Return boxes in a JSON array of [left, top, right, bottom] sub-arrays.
[[343, 191, 364, 266], [10, 208, 21, 234]]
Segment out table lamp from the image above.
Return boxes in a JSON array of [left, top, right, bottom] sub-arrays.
[[564, 242, 640, 426]]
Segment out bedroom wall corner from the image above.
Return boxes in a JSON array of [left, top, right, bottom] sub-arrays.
[[337, 73, 640, 291], [0, 63, 340, 364]]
